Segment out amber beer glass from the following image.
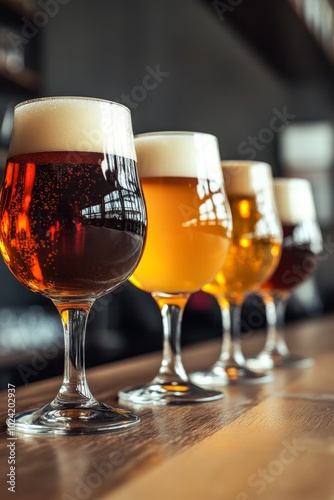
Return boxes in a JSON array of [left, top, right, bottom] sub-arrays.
[[249, 178, 323, 369], [191, 161, 282, 386], [0, 97, 147, 434], [118, 131, 232, 405]]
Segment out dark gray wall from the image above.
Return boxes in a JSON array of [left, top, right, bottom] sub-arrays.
[[42, 0, 334, 311], [42, 0, 288, 172]]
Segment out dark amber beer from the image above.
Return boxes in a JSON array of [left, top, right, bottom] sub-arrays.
[[0, 151, 145, 298], [249, 177, 323, 370], [260, 178, 322, 293], [0, 96, 147, 434], [261, 223, 319, 291], [0, 96, 146, 301]]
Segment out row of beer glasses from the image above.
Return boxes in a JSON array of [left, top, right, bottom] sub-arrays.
[[119, 135, 322, 395], [193, 174, 323, 386], [0, 97, 322, 435]]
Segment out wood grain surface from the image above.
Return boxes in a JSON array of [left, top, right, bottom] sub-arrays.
[[1, 314, 334, 500]]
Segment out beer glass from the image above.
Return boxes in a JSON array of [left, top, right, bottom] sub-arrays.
[[247, 178, 323, 369], [0, 97, 147, 434], [118, 131, 232, 405], [191, 161, 282, 385]]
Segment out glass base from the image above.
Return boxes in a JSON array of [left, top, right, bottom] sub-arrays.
[[247, 352, 314, 370], [8, 402, 140, 435], [118, 379, 224, 405], [191, 364, 273, 386]]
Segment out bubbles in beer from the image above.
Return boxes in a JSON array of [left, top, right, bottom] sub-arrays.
[[0, 152, 146, 299]]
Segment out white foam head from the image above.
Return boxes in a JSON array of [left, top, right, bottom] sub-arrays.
[[221, 160, 274, 195], [134, 131, 223, 182], [8, 96, 136, 160], [273, 178, 317, 224]]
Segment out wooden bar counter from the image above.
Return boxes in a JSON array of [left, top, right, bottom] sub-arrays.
[[1, 314, 334, 500]]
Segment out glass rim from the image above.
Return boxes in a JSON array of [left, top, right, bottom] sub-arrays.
[[14, 96, 131, 113], [135, 130, 218, 140]]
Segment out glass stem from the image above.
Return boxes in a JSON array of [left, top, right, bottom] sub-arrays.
[[263, 293, 289, 357], [215, 299, 246, 368], [152, 295, 189, 383], [51, 301, 95, 407]]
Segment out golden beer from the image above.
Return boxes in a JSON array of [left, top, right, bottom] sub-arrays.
[[130, 132, 232, 296], [191, 160, 282, 386], [120, 132, 232, 405], [130, 175, 231, 293], [203, 194, 281, 304]]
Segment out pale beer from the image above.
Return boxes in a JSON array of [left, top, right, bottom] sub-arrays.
[[203, 195, 281, 304], [203, 162, 282, 304]]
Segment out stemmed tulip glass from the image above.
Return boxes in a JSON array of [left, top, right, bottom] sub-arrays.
[[0, 97, 147, 434], [191, 161, 282, 386], [118, 131, 232, 405], [247, 178, 323, 370]]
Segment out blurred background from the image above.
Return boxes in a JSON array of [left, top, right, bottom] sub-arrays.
[[0, 0, 334, 388]]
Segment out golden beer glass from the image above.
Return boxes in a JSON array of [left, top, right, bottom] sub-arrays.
[[247, 178, 323, 370], [0, 97, 147, 434], [191, 161, 282, 385], [118, 131, 232, 404]]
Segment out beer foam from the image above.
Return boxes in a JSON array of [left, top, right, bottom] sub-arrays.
[[134, 132, 223, 181], [9, 97, 136, 160], [273, 178, 317, 224], [222, 161, 274, 195]]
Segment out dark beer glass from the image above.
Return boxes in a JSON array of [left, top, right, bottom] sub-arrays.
[[248, 178, 323, 369], [0, 97, 147, 434]]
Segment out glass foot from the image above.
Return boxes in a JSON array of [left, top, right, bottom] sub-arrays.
[[191, 364, 273, 386], [8, 402, 140, 435], [247, 352, 314, 370], [118, 379, 224, 405]]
